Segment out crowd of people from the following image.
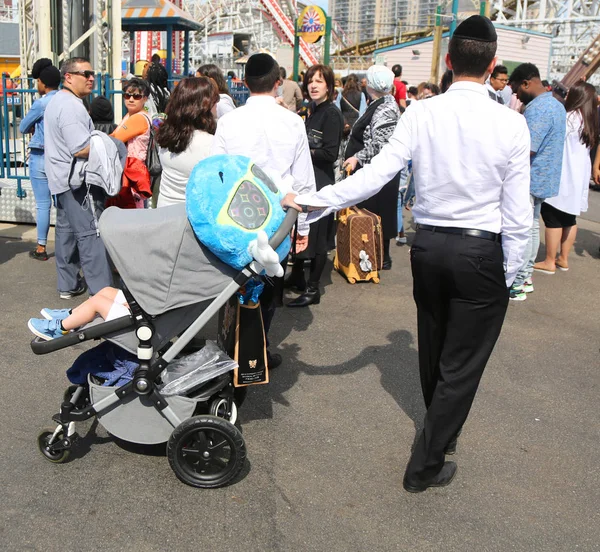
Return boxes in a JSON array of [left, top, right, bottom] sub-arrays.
[[18, 15, 599, 492]]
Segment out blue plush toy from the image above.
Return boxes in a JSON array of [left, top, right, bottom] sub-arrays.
[[186, 155, 290, 270]]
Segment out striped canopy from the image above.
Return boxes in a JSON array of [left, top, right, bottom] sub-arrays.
[[122, 0, 202, 31]]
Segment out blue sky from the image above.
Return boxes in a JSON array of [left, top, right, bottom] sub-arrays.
[[310, 0, 329, 11]]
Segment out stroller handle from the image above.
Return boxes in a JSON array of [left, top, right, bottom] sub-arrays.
[[269, 209, 298, 250]]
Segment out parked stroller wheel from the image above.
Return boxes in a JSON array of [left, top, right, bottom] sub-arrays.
[[167, 416, 246, 488], [209, 398, 238, 425], [37, 429, 71, 464]]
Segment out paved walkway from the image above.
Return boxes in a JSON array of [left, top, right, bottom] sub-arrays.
[[0, 194, 599, 551]]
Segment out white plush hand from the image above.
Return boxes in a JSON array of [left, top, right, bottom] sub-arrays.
[[248, 230, 284, 278]]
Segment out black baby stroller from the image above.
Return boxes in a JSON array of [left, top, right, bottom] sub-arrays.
[[31, 204, 296, 488]]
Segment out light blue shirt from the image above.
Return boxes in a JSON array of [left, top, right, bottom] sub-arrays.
[[44, 90, 93, 194], [19, 90, 58, 151], [524, 92, 566, 199]]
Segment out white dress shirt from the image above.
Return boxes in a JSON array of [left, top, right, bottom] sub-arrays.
[[212, 95, 316, 235], [296, 81, 533, 286], [545, 111, 590, 215]]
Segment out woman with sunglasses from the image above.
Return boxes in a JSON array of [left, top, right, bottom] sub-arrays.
[[109, 78, 153, 208], [156, 77, 219, 207]]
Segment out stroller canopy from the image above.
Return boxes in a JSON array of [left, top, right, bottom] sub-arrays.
[[99, 204, 238, 316]]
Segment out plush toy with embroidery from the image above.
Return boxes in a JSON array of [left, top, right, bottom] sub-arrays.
[[186, 155, 290, 272]]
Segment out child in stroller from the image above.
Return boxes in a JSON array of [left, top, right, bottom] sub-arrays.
[[28, 287, 129, 341], [30, 155, 296, 489]]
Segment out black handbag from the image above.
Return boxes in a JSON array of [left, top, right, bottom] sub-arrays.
[[146, 126, 162, 177]]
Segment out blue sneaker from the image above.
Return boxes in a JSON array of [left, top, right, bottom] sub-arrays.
[[28, 318, 69, 340], [40, 308, 72, 321]]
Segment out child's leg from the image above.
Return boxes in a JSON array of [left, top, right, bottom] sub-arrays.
[[61, 294, 117, 331], [95, 287, 120, 302], [70, 287, 119, 317]]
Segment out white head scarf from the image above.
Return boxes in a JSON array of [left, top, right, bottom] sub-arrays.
[[366, 65, 395, 94]]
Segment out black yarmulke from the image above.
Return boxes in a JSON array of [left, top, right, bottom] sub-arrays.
[[245, 53, 276, 78], [453, 15, 497, 42], [31, 58, 53, 79], [39, 66, 61, 89]]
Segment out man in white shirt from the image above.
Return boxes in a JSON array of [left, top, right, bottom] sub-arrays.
[[282, 16, 532, 492], [212, 53, 316, 367]]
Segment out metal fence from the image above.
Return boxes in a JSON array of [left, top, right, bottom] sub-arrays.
[[0, 75, 103, 198], [0, 75, 249, 197]]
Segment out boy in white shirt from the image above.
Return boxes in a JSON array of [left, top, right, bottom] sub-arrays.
[[212, 53, 317, 368]]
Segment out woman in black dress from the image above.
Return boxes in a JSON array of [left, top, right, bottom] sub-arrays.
[[286, 64, 343, 307], [343, 65, 401, 270]]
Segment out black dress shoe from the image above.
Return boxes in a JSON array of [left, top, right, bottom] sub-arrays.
[[267, 351, 282, 369], [382, 259, 392, 270], [403, 461, 457, 493], [286, 285, 320, 307]]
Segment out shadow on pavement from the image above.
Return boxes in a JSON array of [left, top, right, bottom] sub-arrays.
[[241, 329, 426, 435], [573, 226, 600, 259], [0, 237, 33, 265]]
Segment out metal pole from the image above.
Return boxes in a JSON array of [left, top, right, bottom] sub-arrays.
[[324, 16, 331, 66], [129, 31, 135, 75], [38, 0, 53, 58], [449, 0, 459, 36], [110, 0, 122, 122], [430, 6, 443, 83], [184, 30, 190, 76], [293, 22, 300, 81], [166, 26, 173, 78]]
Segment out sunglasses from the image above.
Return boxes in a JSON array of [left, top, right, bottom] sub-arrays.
[[69, 70, 95, 79], [124, 93, 145, 100]]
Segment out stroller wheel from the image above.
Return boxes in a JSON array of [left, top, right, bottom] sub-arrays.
[[37, 429, 71, 464], [167, 415, 246, 489], [209, 398, 238, 424]]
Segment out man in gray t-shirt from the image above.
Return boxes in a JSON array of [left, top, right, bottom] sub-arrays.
[[44, 57, 112, 297]]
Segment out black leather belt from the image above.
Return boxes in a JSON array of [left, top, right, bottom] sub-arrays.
[[416, 224, 502, 243]]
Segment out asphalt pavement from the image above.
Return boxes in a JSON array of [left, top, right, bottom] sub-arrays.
[[0, 192, 599, 552]]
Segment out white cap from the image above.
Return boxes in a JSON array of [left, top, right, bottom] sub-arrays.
[[367, 65, 395, 93]]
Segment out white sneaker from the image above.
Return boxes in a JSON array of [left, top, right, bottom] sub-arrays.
[[396, 236, 407, 245]]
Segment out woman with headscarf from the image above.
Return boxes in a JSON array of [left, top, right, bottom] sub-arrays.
[[343, 65, 401, 270]]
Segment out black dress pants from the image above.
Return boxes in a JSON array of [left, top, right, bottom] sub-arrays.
[[405, 228, 509, 483]]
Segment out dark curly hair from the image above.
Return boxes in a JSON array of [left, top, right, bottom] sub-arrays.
[[156, 77, 219, 154]]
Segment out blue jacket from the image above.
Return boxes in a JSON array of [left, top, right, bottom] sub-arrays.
[[19, 90, 58, 151]]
